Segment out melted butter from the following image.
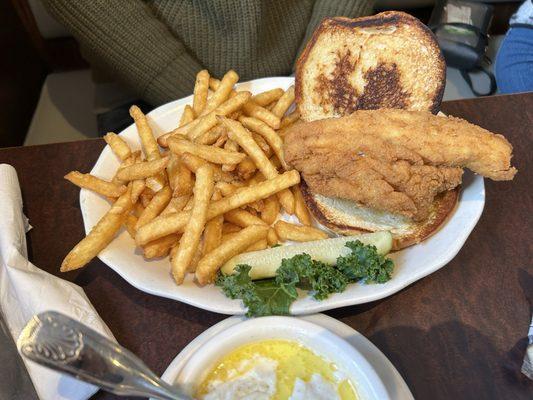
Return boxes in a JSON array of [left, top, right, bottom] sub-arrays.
[[197, 339, 358, 400]]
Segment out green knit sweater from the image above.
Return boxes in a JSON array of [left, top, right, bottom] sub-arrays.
[[42, 0, 374, 106]]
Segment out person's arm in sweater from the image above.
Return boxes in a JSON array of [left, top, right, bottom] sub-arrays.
[[41, 0, 203, 105], [295, 0, 375, 63]]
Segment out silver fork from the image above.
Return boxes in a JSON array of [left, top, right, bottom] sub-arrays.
[[17, 311, 191, 400]]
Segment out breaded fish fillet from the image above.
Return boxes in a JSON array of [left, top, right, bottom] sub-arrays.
[[284, 109, 516, 220]]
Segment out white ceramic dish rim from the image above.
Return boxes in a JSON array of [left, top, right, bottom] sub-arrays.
[[81, 76, 485, 315], [176, 316, 388, 399], [158, 314, 414, 400]]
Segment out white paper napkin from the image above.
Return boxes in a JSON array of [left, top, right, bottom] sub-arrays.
[[522, 315, 533, 380], [0, 164, 116, 400]]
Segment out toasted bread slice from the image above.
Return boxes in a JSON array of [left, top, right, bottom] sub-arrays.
[[301, 180, 458, 250], [295, 11, 445, 121]]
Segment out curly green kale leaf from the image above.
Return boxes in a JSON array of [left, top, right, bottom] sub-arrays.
[[336, 240, 394, 283], [216, 240, 394, 317]]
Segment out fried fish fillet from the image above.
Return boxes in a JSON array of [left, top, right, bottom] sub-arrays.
[[284, 109, 516, 220]]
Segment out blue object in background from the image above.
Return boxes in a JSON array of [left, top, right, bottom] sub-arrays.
[[495, 0, 533, 94], [495, 27, 533, 94]]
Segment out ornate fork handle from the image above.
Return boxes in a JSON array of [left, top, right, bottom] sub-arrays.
[[18, 311, 190, 400]]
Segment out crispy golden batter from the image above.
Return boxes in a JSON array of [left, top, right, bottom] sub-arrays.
[[284, 109, 516, 220]]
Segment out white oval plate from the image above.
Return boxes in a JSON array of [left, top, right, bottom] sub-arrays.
[[158, 314, 414, 400], [81, 76, 485, 315]]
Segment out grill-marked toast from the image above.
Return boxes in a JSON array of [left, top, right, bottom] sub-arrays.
[[293, 11, 452, 249], [295, 11, 446, 122]]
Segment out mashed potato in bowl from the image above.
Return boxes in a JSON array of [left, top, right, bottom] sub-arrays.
[[197, 339, 357, 399], [173, 317, 389, 400]]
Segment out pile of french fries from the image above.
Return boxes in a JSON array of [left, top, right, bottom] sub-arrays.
[[62, 69, 329, 285]]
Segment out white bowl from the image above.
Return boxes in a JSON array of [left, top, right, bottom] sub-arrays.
[[172, 316, 389, 399]]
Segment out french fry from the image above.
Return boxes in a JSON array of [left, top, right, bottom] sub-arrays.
[[221, 231, 240, 244], [293, 185, 312, 226], [112, 151, 137, 185], [205, 170, 299, 222], [135, 186, 172, 229], [192, 69, 210, 116], [180, 152, 207, 172], [180, 105, 195, 126], [188, 242, 203, 272], [274, 220, 328, 242], [248, 170, 265, 185], [170, 243, 178, 263], [140, 188, 155, 208], [183, 195, 195, 211], [222, 139, 239, 172], [211, 188, 222, 202], [267, 227, 278, 246], [216, 181, 238, 197], [197, 125, 225, 145], [246, 207, 258, 216], [158, 118, 201, 147], [246, 200, 264, 213], [61, 188, 133, 271], [181, 153, 234, 182], [124, 214, 138, 239], [239, 116, 287, 170], [228, 111, 242, 120], [224, 209, 267, 228], [261, 195, 280, 225], [271, 85, 295, 118], [202, 215, 224, 254], [252, 133, 272, 158], [135, 170, 300, 245], [202, 70, 239, 115], [159, 75, 241, 145], [244, 238, 268, 252], [64, 171, 127, 198], [166, 153, 180, 191], [270, 155, 282, 170], [236, 157, 257, 180], [129, 105, 160, 160], [143, 234, 178, 259], [128, 151, 146, 202], [145, 173, 167, 193], [279, 110, 300, 130], [242, 100, 280, 129], [104, 132, 131, 161], [221, 231, 267, 255], [162, 195, 190, 215], [209, 77, 220, 91], [187, 91, 251, 141], [195, 225, 269, 285], [252, 88, 284, 107], [222, 222, 241, 234], [215, 181, 245, 197], [133, 202, 144, 218], [173, 161, 194, 197], [168, 137, 245, 165], [116, 157, 168, 181], [213, 168, 236, 183], [213, 131, 228, 147], [171, 165, 214, 284], [220, 117, 294, 213], [131, 179, 146, 204]]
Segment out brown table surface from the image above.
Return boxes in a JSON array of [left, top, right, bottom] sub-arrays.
[[1, 93, 532, 399]]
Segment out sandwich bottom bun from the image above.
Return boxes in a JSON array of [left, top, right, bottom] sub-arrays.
[[300, 180, 459, 250]]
